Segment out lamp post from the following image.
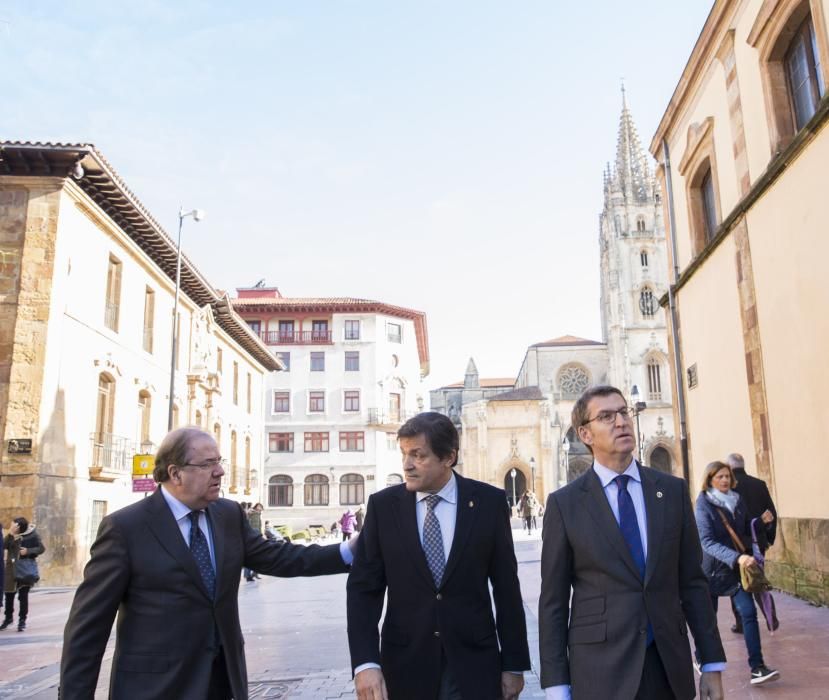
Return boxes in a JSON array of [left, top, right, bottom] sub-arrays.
[[167, 207, 204, 430], [529, 457, 536, 497], [510, 468, 517, 507], [562, 437, 570, 483], [630, 385, 647, 459]]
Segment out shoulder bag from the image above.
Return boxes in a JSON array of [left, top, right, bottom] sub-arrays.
[[716, 509, 771, 593]]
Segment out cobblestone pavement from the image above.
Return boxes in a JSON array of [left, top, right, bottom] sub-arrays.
[[0, 525, 826, 698]]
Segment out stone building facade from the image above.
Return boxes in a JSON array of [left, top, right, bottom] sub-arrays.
[[0, 142, 279, 584], [233, 288, 428, 531], [649, 0, 829, 603]]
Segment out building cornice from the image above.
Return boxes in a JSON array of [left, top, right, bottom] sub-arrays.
[[0, 141, 280, 372]]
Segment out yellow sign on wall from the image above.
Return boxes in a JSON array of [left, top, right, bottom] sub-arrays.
[[132, 454, 155, 477]]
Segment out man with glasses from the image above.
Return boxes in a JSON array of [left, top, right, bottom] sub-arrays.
[[60, 427, 355, 700], [538, 385, 726, 700]]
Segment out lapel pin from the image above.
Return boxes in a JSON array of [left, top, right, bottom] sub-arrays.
[[469, 501, 474, 508], [656, 491, 663, 499]]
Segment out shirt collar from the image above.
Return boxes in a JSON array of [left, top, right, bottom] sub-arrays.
[[416, 471, 457, 504], [160, 484, 197, 521], [593, 458, 639, 488]]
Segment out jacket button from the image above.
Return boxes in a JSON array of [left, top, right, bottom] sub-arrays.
[[434, 631, 440, 637], [436, 593, 442, 601], [639, 629, 646, 635]]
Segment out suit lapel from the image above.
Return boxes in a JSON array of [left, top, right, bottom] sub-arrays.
[[581, 467, 643, 581], [640, 466, 664, 586], [393, 487, 435, 588], [144, 488, 213, 602], [442, 472, 477, 585]]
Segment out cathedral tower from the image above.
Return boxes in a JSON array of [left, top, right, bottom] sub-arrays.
[[598, 87, 677, 472]]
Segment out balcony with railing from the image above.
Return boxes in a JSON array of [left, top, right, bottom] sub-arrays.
[[367, 408, 414, 427], [89, 432, 133, 481], [260, 330, 333, 345]]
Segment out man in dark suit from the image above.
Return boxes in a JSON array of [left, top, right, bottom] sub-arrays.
[[539, 385, 726, 700], [60, 427, 353, 700], [347, 412, 530, 699], [726, 452, 777, 634]]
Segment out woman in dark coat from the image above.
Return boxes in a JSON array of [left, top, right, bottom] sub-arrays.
[[694, 461, 778, 686], [2, 516, 44, 632]]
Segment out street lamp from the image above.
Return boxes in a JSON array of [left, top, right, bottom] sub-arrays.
[[630, 385, 647, 459], [510, 468, 517, 506], [562, 437, 570, 483], [167, 207, 205, 430], [529, 457, 536, 496]]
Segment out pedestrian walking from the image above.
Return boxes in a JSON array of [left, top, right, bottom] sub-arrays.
[[695, 460, 779, 686], [339, 509, 357, 541], [2, 517, 45, 632], [60, 427, 356, 700], [347, 412, 529, 699], [539, 385, 725, 699], [726, 452, 778, 633], [354, 505, 365, 533]]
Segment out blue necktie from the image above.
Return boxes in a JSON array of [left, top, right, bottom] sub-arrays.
[[188, 510, 216, 598], [423, 494, 446, 587], [615, 475, 652, 644]]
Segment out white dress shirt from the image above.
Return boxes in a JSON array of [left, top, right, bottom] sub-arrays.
[[160, 485, 216, 570]]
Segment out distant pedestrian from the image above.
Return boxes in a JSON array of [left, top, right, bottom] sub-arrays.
[[355, 505, 365, 533], [2, 517, 45, 632], [520, 491, 536, 533], [340, 509, 357, 541], [245, 503, 265, 582], [726, 453, 778, 634], [695, 460, 779, 686]]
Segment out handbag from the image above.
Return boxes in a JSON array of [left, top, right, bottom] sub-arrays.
[[14, 557, 40, 586], [716, 509, 772, 594]]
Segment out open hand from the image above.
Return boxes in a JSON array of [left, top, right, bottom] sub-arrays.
[[761, 509, 774, 524]]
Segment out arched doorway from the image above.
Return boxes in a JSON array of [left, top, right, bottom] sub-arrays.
[[503, 469, 527, 508], [650, 446, 672, 473]]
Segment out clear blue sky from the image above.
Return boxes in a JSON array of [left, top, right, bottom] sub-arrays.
[[3, 0, 714, 390]]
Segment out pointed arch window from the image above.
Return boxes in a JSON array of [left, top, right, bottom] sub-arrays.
[[636, 216, 646, 232], [640, 250, 649, 268], [647, 357, 663, 401], [640, 288, 657, 319]]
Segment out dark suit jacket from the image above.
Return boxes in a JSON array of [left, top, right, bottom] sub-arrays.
[[539, 464, 724, 700], [346, 472, 530, 699], [732, 468, 777, 550], [59, 489, 348, 700]]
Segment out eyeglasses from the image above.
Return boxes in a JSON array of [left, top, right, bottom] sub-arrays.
[[582, 407, 631, 426], [181, 457, 227, 470]]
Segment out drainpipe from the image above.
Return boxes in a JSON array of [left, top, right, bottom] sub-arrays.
[[661, 138, 691, 483]]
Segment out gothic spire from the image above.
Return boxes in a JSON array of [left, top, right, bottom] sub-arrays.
[[614, 85, 652, 204], [464, 357, 480, 389]]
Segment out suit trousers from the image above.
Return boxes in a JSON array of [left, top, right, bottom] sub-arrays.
[[635, 643, 674, 700], [437, 652, 464, 700], [206, 648, 233, 700]]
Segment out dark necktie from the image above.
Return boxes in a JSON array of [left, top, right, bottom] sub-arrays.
[[188, 510, 216, 598], [615, 475, 652, 644], [423, 494, 446, 587]]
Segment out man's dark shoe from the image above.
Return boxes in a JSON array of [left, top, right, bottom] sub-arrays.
[[730, 622, 743, 634], [0, 619, 12, 631], [750, 665, 780, 685], [17, 620, 26, 632]]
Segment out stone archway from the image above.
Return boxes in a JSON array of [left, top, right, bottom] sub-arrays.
[[503, 469, 527, 508], [649, 445, 672, 473]]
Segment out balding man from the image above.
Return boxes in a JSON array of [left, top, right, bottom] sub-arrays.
[[60, 428, 354, 700], [725, 453, 777, 634]]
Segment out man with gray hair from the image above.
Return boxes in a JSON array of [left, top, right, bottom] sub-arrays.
[[725, 452, 777, 634], [60, 427, 355, 700]]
